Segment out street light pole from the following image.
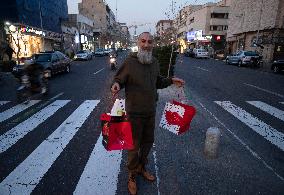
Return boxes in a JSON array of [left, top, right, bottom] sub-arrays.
[[255, 0, 263, 48], [39, 0, 45, 52]]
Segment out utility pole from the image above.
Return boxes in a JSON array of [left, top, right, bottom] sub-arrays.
[[255, 0, 263, 49], [39, 0, 45, 52]]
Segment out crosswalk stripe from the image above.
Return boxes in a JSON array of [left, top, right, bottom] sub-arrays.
[[0, 100, 41, 123], [247, 101, 284, 122], [74, 134, 122, 195], [0, 100, 100, 195], [0, 100, 70, 154], [215, 101, 284, 151], [0, 101, 10, 106]]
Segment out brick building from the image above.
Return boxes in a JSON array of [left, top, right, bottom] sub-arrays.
[[226, 0, 284, 66]]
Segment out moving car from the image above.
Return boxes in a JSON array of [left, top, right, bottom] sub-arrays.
[[12, 51, 71, 78], [74, 50, 92, 60], [193, 49, 209, 58], [271, 59, 284, 73], [226, 51, 260, 67]]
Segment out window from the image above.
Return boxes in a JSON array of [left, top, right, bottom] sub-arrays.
[[211, 13, 228, 19], [210, 25, 224, 31]]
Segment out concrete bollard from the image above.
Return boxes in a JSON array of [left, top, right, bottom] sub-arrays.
[[204, 127, 221, 159]]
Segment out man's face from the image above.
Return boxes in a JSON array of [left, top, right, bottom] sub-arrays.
[[138, 33, 153, 51]]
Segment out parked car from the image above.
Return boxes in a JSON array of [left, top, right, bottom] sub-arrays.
[[226, 51, 260, 67], [94, 48, 105, 56], [74, 50, 92, 60], [271, 59, 284, 73], [12, 51, 71, 79], [193, 48, 209, 58], [184, 49, 195, 57]]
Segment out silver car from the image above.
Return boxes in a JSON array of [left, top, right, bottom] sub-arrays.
[[226, 51, 260, 67], [193, 49, 209, 59], [74, 50, 92, 61]]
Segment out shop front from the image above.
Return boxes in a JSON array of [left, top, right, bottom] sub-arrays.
[[4, 23, 44, 62], [4, 23, 63, 63]]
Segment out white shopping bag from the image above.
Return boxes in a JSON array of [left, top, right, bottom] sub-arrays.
[[110, 99, 126, 116], [159, 102, 185, 135]]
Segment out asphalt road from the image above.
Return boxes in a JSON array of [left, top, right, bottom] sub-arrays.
[[0, 53, 283, 194]]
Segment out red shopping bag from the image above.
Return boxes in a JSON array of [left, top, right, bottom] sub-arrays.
[[159, 100, 196, 135], [100, 113, 134, 151]]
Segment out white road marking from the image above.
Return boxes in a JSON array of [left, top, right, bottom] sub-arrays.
[[215, 101, 284, 151], [74, 134, 122, 195], [0, 100, 41, 123], [280, 102, 284, 105], [198, 102, 284, 181], [199, 101, 284, 181], [0, 100, 70, 153], [244, 83, 284, 98], [247, 101, 284, 122], [94, 68, 105, 75], [0, 100, 100, 195], [152, 144, 161, 195], [196, 67, 210, 72], [0, 101, 10, 106]]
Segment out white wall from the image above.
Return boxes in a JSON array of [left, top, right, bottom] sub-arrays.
[[67, 0, 82, 14]]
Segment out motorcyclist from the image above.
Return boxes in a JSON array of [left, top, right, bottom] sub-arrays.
[[24, 60, 45, 92], [109, 48, 117, 58]]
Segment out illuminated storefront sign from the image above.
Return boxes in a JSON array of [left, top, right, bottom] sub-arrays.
[[187, 30, 203, 41], [20, 26, 46, 36], [187, 30, 212, 42]]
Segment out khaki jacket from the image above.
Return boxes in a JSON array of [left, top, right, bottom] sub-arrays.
[[113, 52, 172, 116]]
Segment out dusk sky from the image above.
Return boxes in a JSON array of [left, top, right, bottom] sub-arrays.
[[105, 0, 218, 35]]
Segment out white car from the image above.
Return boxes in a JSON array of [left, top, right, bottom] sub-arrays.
[[193, 49, 209, 59], [74, 50, 92, 60]]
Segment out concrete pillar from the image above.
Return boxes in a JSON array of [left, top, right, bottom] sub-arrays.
[[204, 127, 221, 159]]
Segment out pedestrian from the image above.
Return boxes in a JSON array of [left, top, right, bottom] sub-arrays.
[[111, 32, 185, 195], [5, 44, 15, 61]]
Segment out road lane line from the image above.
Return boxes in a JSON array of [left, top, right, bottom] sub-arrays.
[[243, 83, 284, 98], [0, 100, 70, 153], [199, 101, 284, 181], [247, 101, 284, 122], [0, 101, 10, 106], [0, 100, 41, 123], [74, 134, 122, 195], [0, 100, 100, 195], [215, 101, 284, 151], [196, 67, 210, 72], [153, 144, 161, 195], [94, 68, 105, 75]]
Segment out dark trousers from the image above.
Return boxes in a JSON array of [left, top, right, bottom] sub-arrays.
[[127, 115, 155, 174]]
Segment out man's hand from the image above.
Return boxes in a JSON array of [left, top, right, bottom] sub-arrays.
[[111, 82, 121, 94], [172, 77, 185, 88]]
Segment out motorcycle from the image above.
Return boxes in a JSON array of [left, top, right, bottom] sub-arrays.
[[17, 63, 49, 103], [250, 56, 263, 68], [109, 54, 118, 70]]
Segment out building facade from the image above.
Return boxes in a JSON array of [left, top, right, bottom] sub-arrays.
[[174, 0, 230, 53], [227, 0, 284, 66], [0, 0, 68, 61]]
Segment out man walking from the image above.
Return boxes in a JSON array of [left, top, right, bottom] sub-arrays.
[[111, 32, 184, 195]]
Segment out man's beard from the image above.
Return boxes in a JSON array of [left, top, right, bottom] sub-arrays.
[[137, 48, 153, 64]]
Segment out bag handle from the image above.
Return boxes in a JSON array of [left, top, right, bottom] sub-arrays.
[[106, 93, 119, 112], [176, 86, 193, 104]]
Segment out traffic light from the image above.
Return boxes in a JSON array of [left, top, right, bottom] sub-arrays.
[[216, 35, 221, 41]]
